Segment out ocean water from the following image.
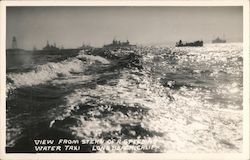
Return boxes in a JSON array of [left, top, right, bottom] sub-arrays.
[[6, 43, 243, 153]]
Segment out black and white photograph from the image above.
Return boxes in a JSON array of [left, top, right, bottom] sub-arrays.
[[1, 0, 249, 159]]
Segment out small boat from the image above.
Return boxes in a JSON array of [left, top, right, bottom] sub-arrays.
[[212, 37, 226, 43], [176, 40, 203, 47]]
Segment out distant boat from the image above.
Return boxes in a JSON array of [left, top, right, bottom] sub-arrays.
[[104, 39, 136, 49], [175, 40, 203, 47], [212, 37, 226, 43]]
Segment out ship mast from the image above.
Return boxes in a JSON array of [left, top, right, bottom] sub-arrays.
[[12, 36, 17, 49]]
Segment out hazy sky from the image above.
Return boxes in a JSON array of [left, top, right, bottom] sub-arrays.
[[7, 6, 243, 49]]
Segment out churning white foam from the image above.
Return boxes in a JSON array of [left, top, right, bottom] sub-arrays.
[[50, 43, 242, 152], [7, 58, 84, 91], [6, 50, 110, 92]]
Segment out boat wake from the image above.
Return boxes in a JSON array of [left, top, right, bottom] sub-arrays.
[[6, 43, 243, 153]]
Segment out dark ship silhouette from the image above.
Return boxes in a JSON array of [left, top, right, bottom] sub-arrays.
[[104, 39, 136, 49], [43, 41, 60, 51], [176, 40, 203, 47], [212, 37, 226, 43]]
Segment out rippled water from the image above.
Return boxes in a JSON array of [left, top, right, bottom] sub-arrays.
[[6, 43, 243, 153]]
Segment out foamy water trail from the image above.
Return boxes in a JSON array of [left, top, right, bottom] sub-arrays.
[[51, 66, 242, 152], [77, 51, 110, 64], [7, 59, 83, 91], [6, 50, 110, 92], [6, 43, 243, 152], [48, 43, 242, 152]]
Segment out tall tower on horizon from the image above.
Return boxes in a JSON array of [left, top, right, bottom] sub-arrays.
[[12, 36, 17, 49]]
